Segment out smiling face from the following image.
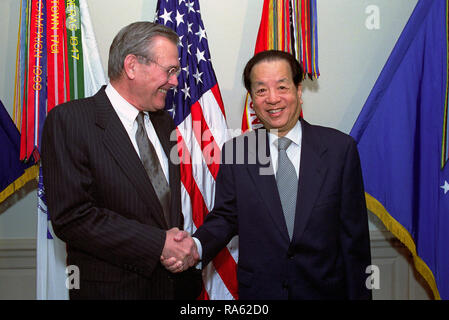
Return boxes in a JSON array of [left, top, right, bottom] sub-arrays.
[[132, 36, 180, 112], [250, 59, 303, 136]]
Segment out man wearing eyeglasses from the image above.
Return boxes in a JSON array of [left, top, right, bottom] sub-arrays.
[[41, 21, 201, 300]]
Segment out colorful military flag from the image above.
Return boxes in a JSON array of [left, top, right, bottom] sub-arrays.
[[13, 0, 106, 299], [350, 0, 449, 300], [241, 0, 319, 132], [156, 0, 237, 300]]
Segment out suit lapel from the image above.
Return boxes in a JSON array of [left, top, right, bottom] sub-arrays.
[[93, 87, 168, 229], [293, 119, 327, 242], [246, 129, 290, 242], [246, 121, 328, 243]]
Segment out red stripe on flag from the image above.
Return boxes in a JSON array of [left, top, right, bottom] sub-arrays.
[[22, 0, 45, 161], [197, 285, 210, 300], [190, 102, 220, 179], [46, 0, 67, 112], [255, 0, 271, 54], [281, 0, 286, 50], [301, 0, 312, 71], [213, 247, 239, 300], [20, 88, 27, 160], [176, 128, 208, 226], [211, 84, 226, 118], [177, 128, 238, 299], [241, 106, 250, 133]]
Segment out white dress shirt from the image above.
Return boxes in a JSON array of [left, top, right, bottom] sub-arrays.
[[268, 120, 302, 179], [105, 83, 169, 182]]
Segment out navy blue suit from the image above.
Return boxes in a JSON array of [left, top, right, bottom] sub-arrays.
[[194, 118, 372, 300]]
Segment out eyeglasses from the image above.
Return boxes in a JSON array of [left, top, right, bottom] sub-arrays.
[[136, 55, 181, 78]]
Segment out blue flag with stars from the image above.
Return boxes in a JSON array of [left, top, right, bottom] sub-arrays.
[[156, 0, 221, 126], [350, 0, 449, 299]]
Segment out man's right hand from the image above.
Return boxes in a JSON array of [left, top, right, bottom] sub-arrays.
[[160, 228, 199, 273]]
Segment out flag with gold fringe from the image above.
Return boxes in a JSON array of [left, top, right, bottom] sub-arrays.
[[0, 99, 38, 204], [13, 0, 106, 299], [241, 0, 319, 132], [350, 0, 449, 300]]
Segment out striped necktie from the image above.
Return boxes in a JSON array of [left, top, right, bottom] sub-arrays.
[[135, 112, 171, 225]]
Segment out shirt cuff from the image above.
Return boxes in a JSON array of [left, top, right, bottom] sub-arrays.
[[193, 237, 203, 270]]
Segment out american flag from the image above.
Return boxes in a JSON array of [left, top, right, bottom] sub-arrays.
[[155, 0, 239, 300]]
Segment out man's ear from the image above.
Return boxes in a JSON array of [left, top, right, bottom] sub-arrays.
[[123, 54, 138, 80]]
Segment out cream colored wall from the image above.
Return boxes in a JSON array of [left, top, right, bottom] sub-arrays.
[[0, 0, 418, 238]]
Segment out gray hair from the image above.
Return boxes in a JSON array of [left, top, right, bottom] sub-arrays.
[[108, 21, 179, 81]]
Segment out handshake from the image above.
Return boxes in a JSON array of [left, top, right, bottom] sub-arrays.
[[160, 227, 200, 273]]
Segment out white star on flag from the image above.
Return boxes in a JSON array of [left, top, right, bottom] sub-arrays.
[[441, 180, 449, 194], [175, 10, 185, 26], [186, 0, 195, 13], [187, 42, 192, 55], [159, 8, 173, 24], [196, 48, 206, 63], [181, 86, 190, 99], [195, 26, 207, 43], [182, 65, 189, 77], [193, 68, 203, 84]]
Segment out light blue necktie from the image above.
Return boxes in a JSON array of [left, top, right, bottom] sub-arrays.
[[276, 137, 298, 240]]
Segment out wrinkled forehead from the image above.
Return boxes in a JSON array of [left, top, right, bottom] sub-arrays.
[[147, 35, 178, 56]]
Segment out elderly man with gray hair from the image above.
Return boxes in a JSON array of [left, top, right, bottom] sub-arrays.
[[41, 21, 201, 300]]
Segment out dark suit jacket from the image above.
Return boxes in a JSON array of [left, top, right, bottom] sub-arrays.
[[194, 118, 372, 300], [41, 86, 201, 299]]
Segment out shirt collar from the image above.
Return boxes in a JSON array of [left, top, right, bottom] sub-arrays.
[[268, 119, 302, 148], [105, 83, 141, 126]]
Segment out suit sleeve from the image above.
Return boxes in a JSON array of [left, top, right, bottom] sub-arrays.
[[193, 141, 239, 266], [339, 137, 372, 299], [41, 106, 166, 278]]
